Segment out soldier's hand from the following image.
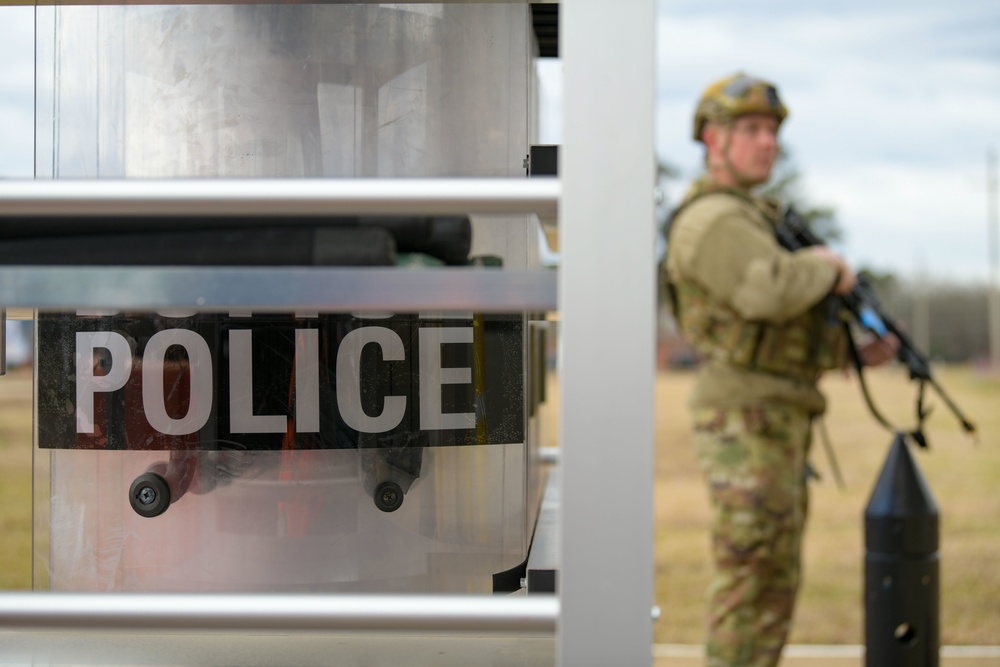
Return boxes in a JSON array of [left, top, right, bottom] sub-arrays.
[[858, 333, 900, 367], [803, 246, 856, 295]]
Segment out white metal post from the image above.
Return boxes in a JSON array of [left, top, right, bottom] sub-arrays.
[[559, 1, 656, 665], [988, 147, 1000, 372]]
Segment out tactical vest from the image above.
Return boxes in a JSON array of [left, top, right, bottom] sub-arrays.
[[666, 179, 847, 383]]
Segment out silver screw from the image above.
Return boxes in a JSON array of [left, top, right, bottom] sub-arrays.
[[137, 486, 157, 506]]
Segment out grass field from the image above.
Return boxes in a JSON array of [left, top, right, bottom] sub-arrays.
[[1, 363, 997, 646], [650, 364, 1000, 646], [0, 366, 32, 590]]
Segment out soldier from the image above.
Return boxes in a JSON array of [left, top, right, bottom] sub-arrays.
[[664, 73, 897, 666]]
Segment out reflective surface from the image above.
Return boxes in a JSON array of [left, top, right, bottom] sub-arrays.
[[0, 178, 559, 216], [37, 5, 531, 179], [0, 267, 556, 311], [0, 592, 558, 631], [35, 309, 544, 592], [33, 3, 549, 594], [35, 3, 538, 268]]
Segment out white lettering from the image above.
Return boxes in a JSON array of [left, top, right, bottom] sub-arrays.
[[419, 327, 476, 430], [76, 310, 120, 317], [295, 329, 320, 432], [71, 320, 484, 439], [336, 327, 406, 433], [156, 310, 197, 319], [142, 329, 213, 435], [75, 331, 132, 433]]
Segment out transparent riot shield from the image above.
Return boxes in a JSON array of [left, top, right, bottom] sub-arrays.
[[32, 3, 550, 594]]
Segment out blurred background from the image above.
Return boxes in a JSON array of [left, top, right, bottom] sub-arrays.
[[0, 0, 997, 649]]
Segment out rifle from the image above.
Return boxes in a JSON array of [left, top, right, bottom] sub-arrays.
[[775, 206, 976, 447]]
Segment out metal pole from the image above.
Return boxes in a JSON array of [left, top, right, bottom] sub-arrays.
[[988, 147, 1000, 371], [864, 434, 940, 667], [0, 178, 560, 217], [559, 0, 656, 665], [0, 266, 556, 312], [0, 592, 558, 634], [913, 265, 930, 355]]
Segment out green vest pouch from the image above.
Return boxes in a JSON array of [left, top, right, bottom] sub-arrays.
[[672, 280, 845, 383], [667, 178, 848, 384]]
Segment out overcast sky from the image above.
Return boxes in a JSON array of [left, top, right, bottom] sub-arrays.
[[652, 0, 1000, 286], [2, 3, 998, 284], [543, 1, 1000, 285], [0, 7, 33, 180]]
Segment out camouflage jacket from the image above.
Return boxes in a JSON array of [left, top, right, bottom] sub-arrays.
[[664, 176, 848, 415]]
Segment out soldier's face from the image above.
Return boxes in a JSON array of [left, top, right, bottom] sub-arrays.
[[708, 114, 779, 186]]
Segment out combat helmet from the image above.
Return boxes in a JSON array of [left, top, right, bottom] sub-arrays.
[[692, 73, 788, 142]]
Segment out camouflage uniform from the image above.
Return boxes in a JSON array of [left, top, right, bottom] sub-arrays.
[[665, 173, 847, 666]]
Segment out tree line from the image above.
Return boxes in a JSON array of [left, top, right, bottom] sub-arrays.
[[869, 275, 992, 363]]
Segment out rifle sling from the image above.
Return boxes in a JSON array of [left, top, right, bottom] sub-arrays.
[[815, 416, 845, 490], [846, 324, 930, 447], [846, 324, 896, 433]]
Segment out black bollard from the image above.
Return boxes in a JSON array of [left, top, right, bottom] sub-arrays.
[[864, 432, 940, 667]]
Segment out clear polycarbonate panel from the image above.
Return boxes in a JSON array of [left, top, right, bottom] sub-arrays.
[[32, 3, 551, 594], [33, 3, 538, 269], [36, 4, 531, 179], [34, 306, 551, 593]]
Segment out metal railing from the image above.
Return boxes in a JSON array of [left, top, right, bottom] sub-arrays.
[[0, 266, 556, 312], [3, 6, 656, 662], [0, 592, 558, 634], [1, 179, 560, 640], [0, 178, 559, 312], [0, 178, 559, 217]]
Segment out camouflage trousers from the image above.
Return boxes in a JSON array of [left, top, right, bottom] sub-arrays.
[[691, 405, 813, 667]]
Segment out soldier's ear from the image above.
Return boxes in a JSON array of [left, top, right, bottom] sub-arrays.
[[701, 122, 724, 152]]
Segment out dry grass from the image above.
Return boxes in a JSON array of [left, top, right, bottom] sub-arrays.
[[651, 364, 1000, 646], [2, 363, 998, 647], [0, 366, 33, 589]]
